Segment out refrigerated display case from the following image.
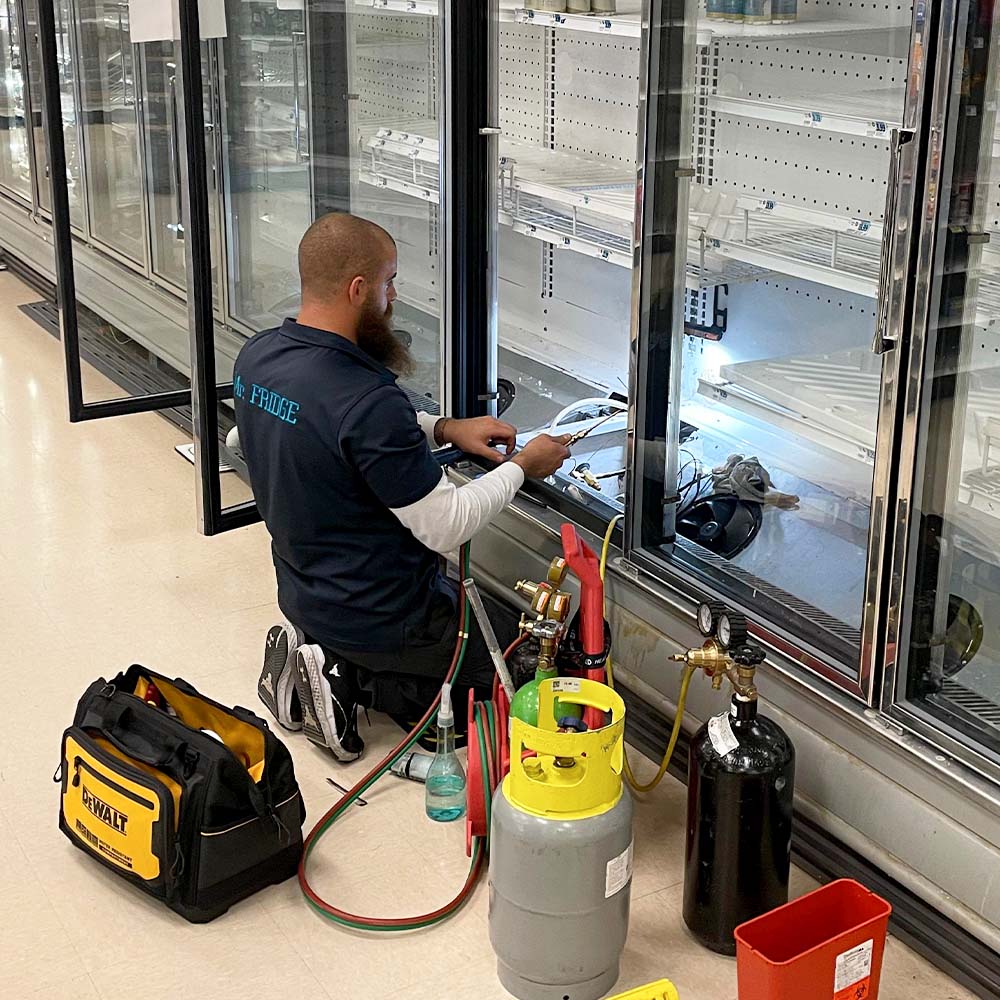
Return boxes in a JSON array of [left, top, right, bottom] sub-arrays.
[[886, 0, 1000, 782], [219, 0, 310, 332], [0, 0, 33, 203], [75, 0, 143, 263], [628, 1, 920, 684], [23, 0, 83, 225]]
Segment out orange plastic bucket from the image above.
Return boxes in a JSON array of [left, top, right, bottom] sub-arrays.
[[735, 880, 892, 1000]]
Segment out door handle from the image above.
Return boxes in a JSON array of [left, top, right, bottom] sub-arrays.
[[872, 127, 916, 355]]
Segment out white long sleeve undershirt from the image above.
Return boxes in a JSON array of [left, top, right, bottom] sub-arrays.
[[393, 411, 525, 554]]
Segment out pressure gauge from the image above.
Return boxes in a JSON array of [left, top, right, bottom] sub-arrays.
[[696, 600, 726, 637], [717, 612, 748, 651], [697, 603, 715, 636]]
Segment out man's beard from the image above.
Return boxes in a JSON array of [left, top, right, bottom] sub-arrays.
[[356, 298, 414, 377]]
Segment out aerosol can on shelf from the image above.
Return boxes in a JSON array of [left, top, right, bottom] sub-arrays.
[[489, 678, 633, 1000], [566, 0, 592, 11], [743, 0, 772, 22], [771, 0, 797, 22], [591, 0, 617, 12], [535, 0, 567, 10], [706, 0, 727, 18], [424, 683, 466, 822], [723, 0, 744, 21]]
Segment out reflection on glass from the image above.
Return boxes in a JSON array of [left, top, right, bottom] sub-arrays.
[[899, 3, 1000, 757], [495, 3, 636, 506], [77, 0, 143, 262], [656, 2, 913, 649], [23, 0, 83, 225], [0, 0, 31, 202], [140, 41, 219, 292], [220, 1, 444, 403], [221, 0, 310, 330]]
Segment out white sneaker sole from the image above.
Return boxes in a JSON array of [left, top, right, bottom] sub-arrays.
[[294, 645, 361, 762]]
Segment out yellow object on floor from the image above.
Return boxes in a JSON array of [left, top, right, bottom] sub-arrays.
[[609, 981, 680, 1000]]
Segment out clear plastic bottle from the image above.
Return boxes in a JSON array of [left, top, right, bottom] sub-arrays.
[[425, 683, 467, 822]]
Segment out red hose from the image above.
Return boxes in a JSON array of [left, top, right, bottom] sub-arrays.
[[298, 583, 526, 930]]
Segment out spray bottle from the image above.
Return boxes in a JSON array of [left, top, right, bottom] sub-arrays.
[[425, 683, 467, 822]]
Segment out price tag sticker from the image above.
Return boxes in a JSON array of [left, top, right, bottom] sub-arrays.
[[833, 939, 874, 1000], [848, 219, 873, 235]]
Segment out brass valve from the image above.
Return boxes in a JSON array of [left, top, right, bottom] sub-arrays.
[[519, 617, 565, 673], [515, 564, 572, 624], [671, 602, 766, 701]]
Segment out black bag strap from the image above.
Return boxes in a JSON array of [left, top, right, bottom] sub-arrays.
[[78, 693, 197, 778]]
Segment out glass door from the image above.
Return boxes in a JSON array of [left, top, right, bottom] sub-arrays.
[[23, 0, 83, 226], [628, 0, 931, 687], [75, 0, 144, 264], [217, 0, 445, 404], [0, 0, 33, 203], [139, 39, 222, 296], [888, 0, 1000, 776], [219, 0, 311, 333], [491, 3, 640, 510]]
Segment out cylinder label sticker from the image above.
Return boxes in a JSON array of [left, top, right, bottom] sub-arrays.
[[605, 840, 634, 898], [708, 713, 739, 757], [833, 939, 873, 1000], [551, 678, 582, 693]]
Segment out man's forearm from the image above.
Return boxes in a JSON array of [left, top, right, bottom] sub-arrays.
[[390, 463, 525, 554]]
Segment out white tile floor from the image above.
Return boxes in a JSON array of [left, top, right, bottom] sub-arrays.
[[0, 269, 980, 1000]]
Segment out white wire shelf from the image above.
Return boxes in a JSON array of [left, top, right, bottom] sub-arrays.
[[359, 125, 1000, 312], [709, 88, 903, 139], [510, 6, 641, 37], [357, 0, 439, 14], [696, 16, 911, 45]]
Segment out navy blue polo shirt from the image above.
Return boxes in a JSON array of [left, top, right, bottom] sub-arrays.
[[233, 319, 445, 652]]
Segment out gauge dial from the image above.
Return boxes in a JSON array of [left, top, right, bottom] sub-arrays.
[[697, 602, 715, 636], [696, 600, 725, 637], [717, 612, 748, 650]]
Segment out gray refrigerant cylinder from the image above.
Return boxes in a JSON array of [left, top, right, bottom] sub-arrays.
[[489, 787, 634, 1000]]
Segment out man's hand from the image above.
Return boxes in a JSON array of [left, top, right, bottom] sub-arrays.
[[511, 434, 572, 479], [436, 416, 518, 461]]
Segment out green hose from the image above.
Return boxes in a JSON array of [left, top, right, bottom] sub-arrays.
[[299, 545, 489, 932]]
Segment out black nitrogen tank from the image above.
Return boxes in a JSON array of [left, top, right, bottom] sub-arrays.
[[683, 693, 795, 955]]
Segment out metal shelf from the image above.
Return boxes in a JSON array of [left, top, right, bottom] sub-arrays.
[[356, 0, 439, 14], [510, 6, 641, 38], [697, 17, 911, 45], [710, 88, 903, 139]]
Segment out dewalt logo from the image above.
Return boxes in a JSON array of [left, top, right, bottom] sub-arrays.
[[81, 784, 129, 835]]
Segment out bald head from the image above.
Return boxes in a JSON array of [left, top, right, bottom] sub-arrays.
[[298, 212, 396, 304], [295, 213, 408, 372]]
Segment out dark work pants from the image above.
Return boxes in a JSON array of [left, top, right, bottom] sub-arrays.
[[308, 587, 521, 722]]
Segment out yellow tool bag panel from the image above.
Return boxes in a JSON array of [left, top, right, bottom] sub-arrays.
[[58, 665, 305, 923]]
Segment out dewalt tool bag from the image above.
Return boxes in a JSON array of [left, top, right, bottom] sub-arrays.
[[57, 665, 305, 922]]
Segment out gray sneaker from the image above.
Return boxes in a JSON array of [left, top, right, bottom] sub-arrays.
[[293, 644, 364, 762], [257, 622, 303, 731]]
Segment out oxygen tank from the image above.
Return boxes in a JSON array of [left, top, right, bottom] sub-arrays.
[[489, 678, 633, 1000], [683, 692, 795, 955]]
